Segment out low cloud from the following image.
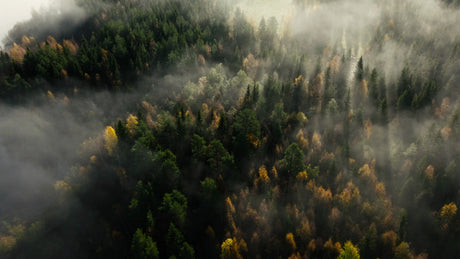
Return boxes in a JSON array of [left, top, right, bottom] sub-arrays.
[[1, 0, 87, 48], [0, 89, 142, 221]]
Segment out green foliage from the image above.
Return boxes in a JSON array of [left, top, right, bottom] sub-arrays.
[[232, 109, 260, 158], [398, 210, 408, 242], [180, 241, 195, 259], [160, 190, 188, 227], [153, 149, 182, 193], [280, 143, 305, 178], [201, 177, 217, 196], [307, 164, 320, 179], [368, 68, 379, 105], [359, 225, 377, 259], [395, 66, 439, 111], [166, 223, 184, 253], [271, 103, 288, 125], [0, 0, 233, 95], [355, 57, 364, 82], [233, 8, 255, 56], [129, 181, 156, 226], [1, 0, 459, 258], [1, 74, 31, 97], [131, 228, 159, 259], [165, 223, 196, 258], [326, 98, 339, 115], [191, 134, 207, 161], [207, 140, 233, 173], [146, 210, 155, 232]]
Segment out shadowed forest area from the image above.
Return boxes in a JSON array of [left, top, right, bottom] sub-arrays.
[[0, 0, 459, 258]]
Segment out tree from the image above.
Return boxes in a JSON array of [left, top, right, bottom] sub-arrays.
[[180, 242, 196, 259], [126, 114, 139, 135], [217, 111, 229, 140], [265, 102, 287, 153], [232, 109, 261, 158], [166, 223, 195, 259], [207, 140, 233, 174], [153, 149, 181, 193], [104, 126, 118, 156], [254, 166, 270, 189], [323, 66, 335, 106], [440, 202, 457, 221], [131, 228, 159, 259], [286, 232, 297, 253], [115, 120, 128, 142], [338, 241, 360, 259], [9, 43, 26, 63], [326, 98, 339, 115], [221, 238, 244, 259], [360, 224, 377, 259], [191, 134, 207, 161], [146, 210, 154, 234], [280, 143, 305, 178], [1, 73, 31, 96], [129, 181, 156, 226], [201, 177, 217, 198], [394, 242, 410, 259], [398, 210, 408, 242], [396, 67, 413, 110], [368, 68, 379, 105], [159, 190, 188, 227], [323, 238, 341, 258], [355, 57, 363, 82], [232, 8, 255, 55], [439, 202, 457, 229]]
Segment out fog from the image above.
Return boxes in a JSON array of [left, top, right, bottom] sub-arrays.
[[0, 90, 144, 221], [235, 0, 293, 27], [0, 0, 52, 47], [1, 0, 87, 48]]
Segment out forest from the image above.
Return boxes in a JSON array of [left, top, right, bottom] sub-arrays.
[[0, 0, 459, 258]]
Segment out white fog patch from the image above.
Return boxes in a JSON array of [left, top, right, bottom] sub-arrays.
[[0, 0, 52, 47], [235, 0, 294, 30]]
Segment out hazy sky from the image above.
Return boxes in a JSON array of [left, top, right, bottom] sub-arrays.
[[0, 0, 52, 46], [236, 0, 293, 27]]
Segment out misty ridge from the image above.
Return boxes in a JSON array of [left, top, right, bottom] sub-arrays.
[[0, 0, 459, 258]]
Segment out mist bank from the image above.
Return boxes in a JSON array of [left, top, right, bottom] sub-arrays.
[[0, 88, 145, 221], [1, 0, 88, 49], [0, 0, 51, 46]]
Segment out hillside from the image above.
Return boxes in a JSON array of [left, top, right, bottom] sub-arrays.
[[0, 0, 459, 258]]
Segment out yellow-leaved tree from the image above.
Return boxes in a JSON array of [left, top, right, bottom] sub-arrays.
[[286, 232, 297, 253], [312, 131, 322, 151], [10, 43, 26, 63], [104, 126, 118, 156], [439, 202, 457, 230], [254, 165, 270, 189], [225, 197, 237, 232], [394, 242, 410, 259], [126, 114, 138, 135], [296, 171, 308, 183], [221, 237, 245, 259], [338, 241, 360, 259]]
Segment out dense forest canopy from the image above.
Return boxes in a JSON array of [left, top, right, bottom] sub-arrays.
[[0, 0, 459, 258]]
